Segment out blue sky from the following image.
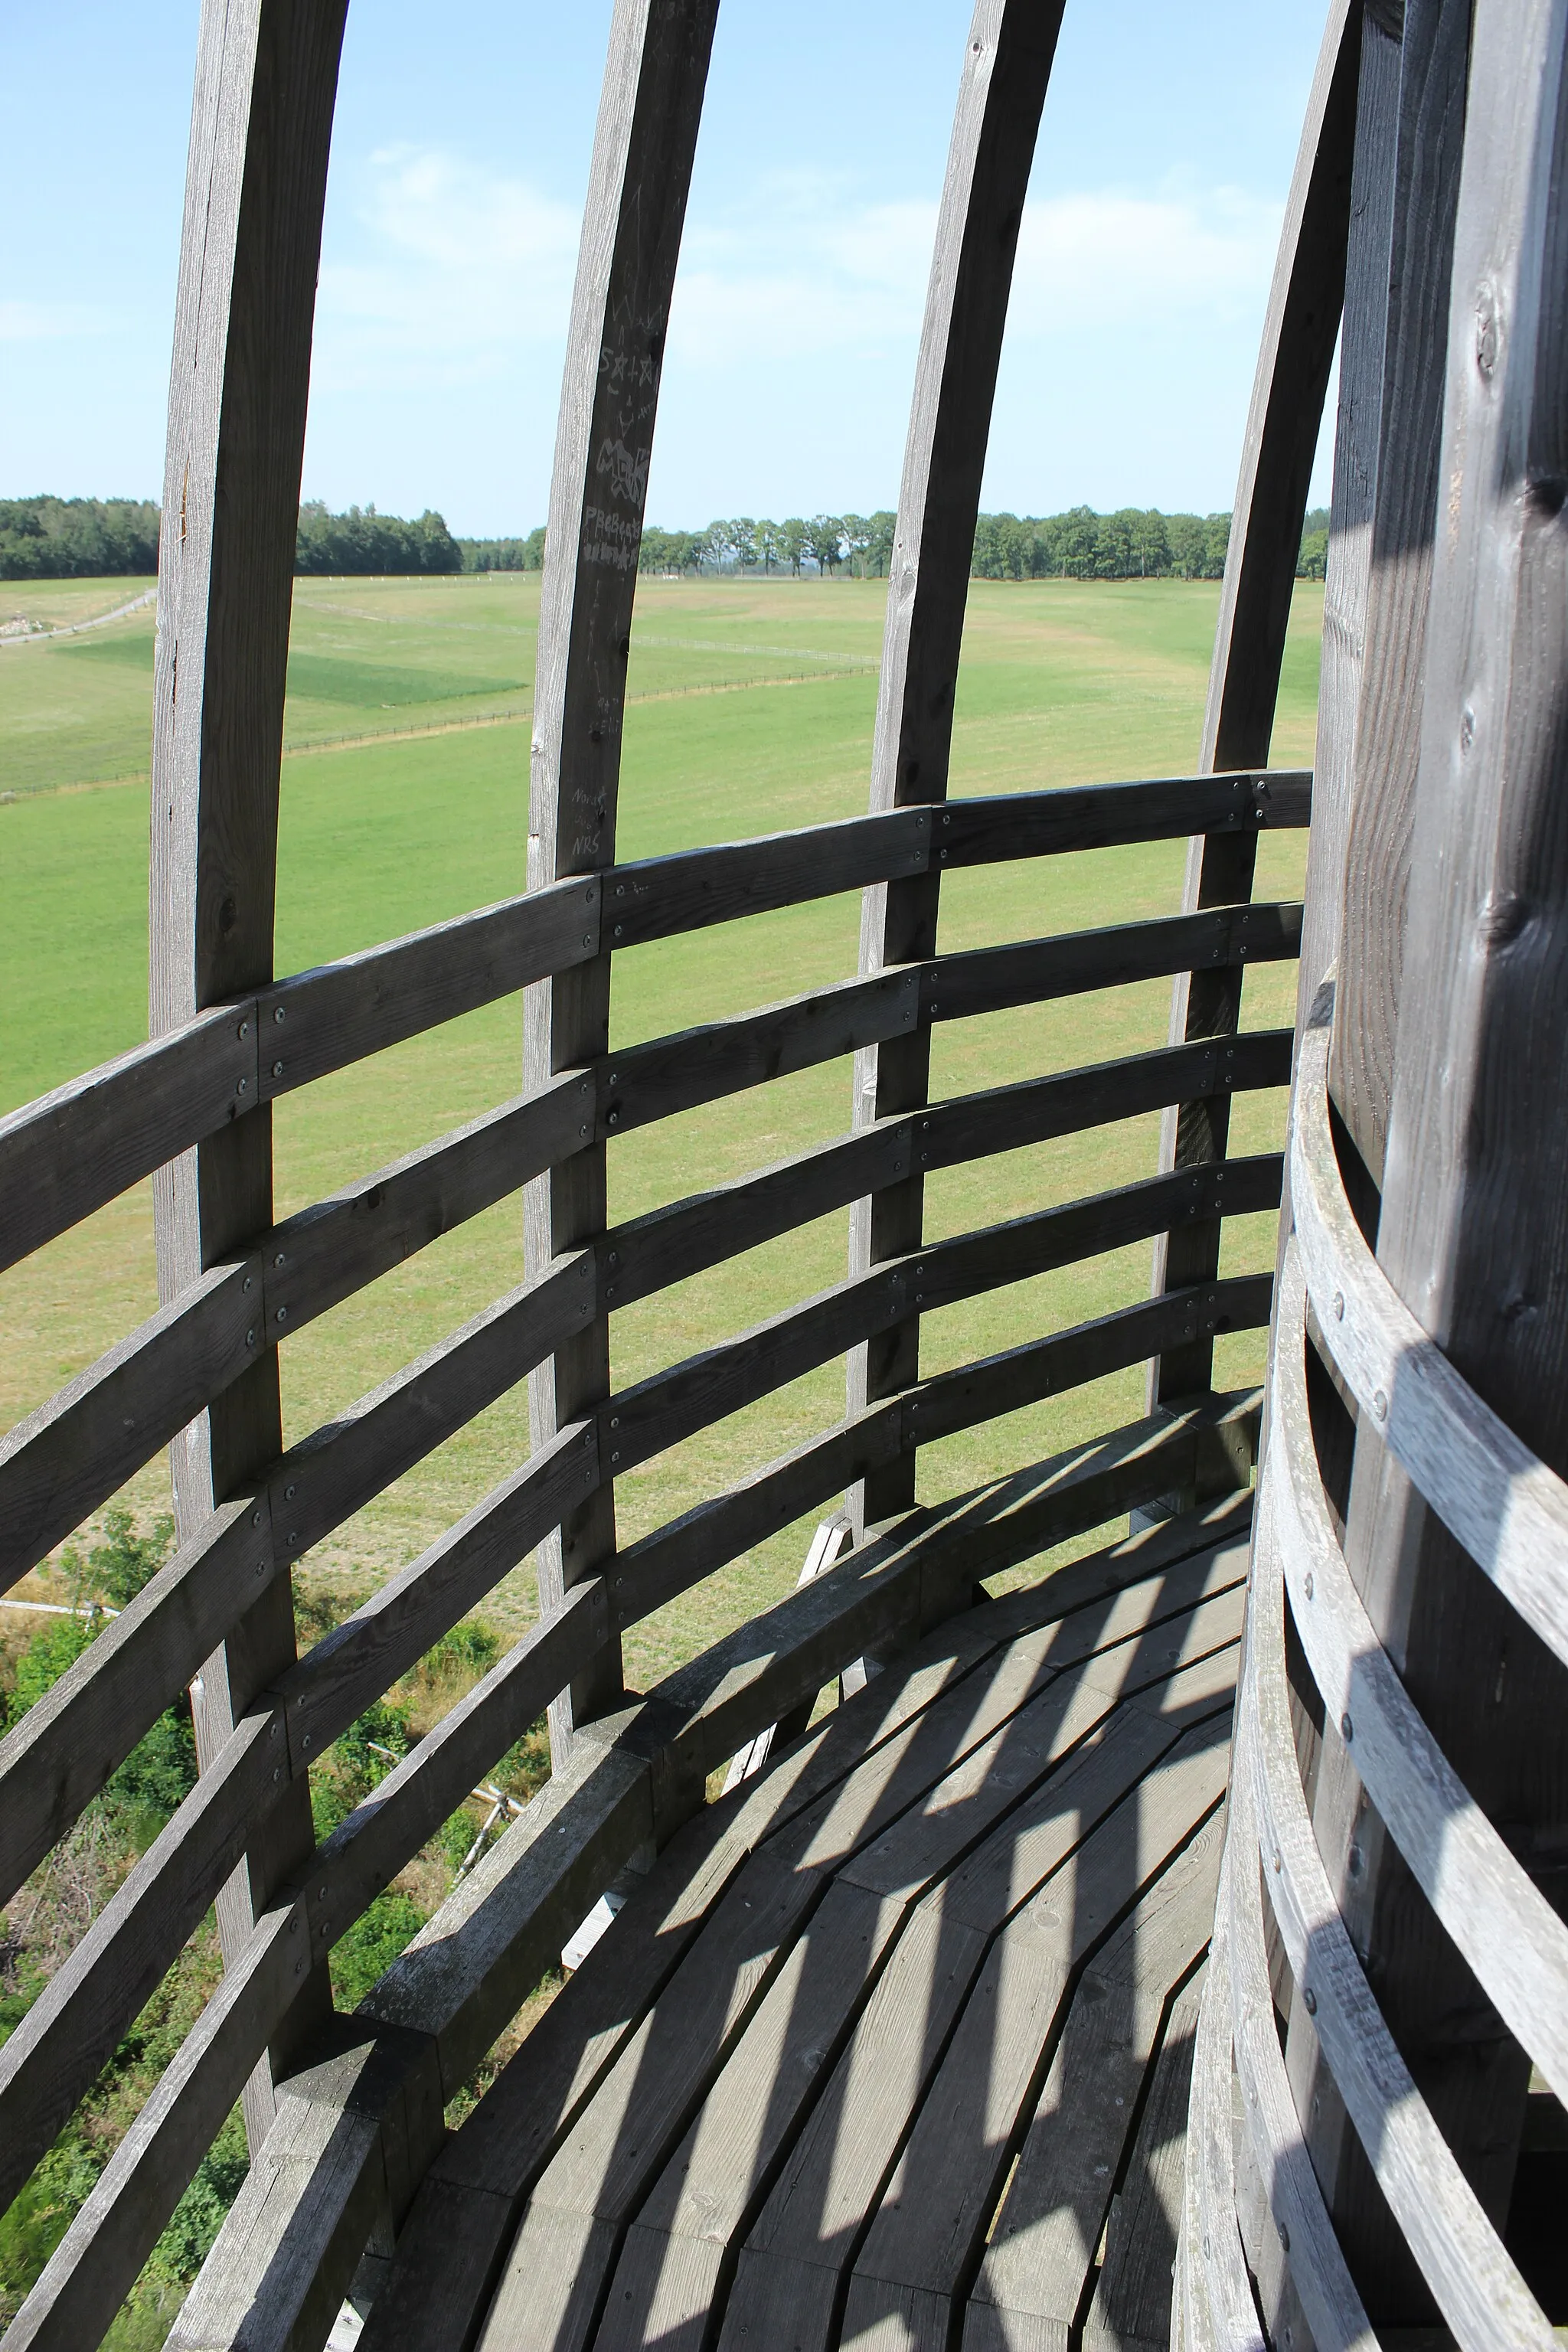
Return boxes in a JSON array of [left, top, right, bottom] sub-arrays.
[[2, 2, 1333, 537]]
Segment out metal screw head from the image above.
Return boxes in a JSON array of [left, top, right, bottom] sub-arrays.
[[285, 1484, 296, 1501], [246, 1327, 256, 1346], [252, 1508, 264, 1528], [237, 1018, 249, 1039], [1272, 1847, 1282, 1873], [614, 924, 624, 939], [274, 1252, 285, 1269], [1302, 1986, 1318, 2016], [1303, 1570, 1315, 1602], [1373, 1389, 1388, 1419], [1341, 1711, 1354, 1743], [274, 1005, 285, 1022], [1333, 1292, 1344, 1320], [276, 1305, 288, 1325], [611, 1452, 620, 1465], [236, 1076, 248, 1095], [583, 933, 593, 946], [272, 1059, 284, 1077], [243, 1275, 253, 1292], [610, 1416, 619, 1429]]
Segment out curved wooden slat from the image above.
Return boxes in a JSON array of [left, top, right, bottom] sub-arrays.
[[4, 1893, 308, 2352], [1151, 0, 1359, 1405], [0, 1008, 256, 1276], [1272, 1242, 1568, 2109], [0, 906, 1298, 1604], [850, 0, 1070, 1527], [1181, 1877, 1266, 2352], [1243, 1521, 1553, 2352], [1290, 1008, 1568, 1670], [1224, 1766, 1377, 2352], [0, 1708, 285, 2213], [0, 773, 1308, 1275], [0, 1043, 1285, 1899]]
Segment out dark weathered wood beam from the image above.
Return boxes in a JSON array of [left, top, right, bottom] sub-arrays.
[[849, 0, 1068, 1531], [1290, 0, 1568, 2318], [148, 0, 348, 2151], [524, 0, 720, 1762], [1149, 0, 1360, 1406]]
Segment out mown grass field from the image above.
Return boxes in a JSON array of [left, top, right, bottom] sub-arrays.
[[1, 569, 1319, 1691]]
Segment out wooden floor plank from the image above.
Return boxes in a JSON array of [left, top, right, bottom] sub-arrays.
[[371, 1512, 1247, 2352], [1080, 1967, 1207, 2352], [963, 1808, 1224, 2350], [838, 1725, 1230, 2350], [715, 1690, 1233, 2352]]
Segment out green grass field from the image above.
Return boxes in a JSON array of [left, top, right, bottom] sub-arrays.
[[1, 570, 1319, 1689]]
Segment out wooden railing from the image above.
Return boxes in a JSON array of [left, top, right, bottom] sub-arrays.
[[0, 766, 1307, 2350]]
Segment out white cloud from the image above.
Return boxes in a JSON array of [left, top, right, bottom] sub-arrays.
[[312, 147, 580, 390], [0, 299, 113, 342]]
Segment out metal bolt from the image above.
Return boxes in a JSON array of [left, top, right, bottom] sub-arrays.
[[942, 812, 950, 825], [583, 933, 593, 946], [274, 1006, 286, 1022], [238, 1019, 249, 1039], [302, 1733, 312, 1749], [274, 1252, 285, 1269], [611, 1452, 620, 1465], [580, 1124, 589, 1138], [1304, 1570, 1314, 1602], [1341, 1711, 1354, 1742], [930, 1002, 939, 1015], [252, 1508, 264, 1528], [272, 1059, 284, 1077], [609, 1070, 619, 1084], [237, 1076, 248, 1095], [614, 924, 624, 939], [1373, 1389, 1387, 1420], [1333, 1292, 1344, 1321], [243, 1275, 253, 1292], [1272, 1847, 1282, 1873], [246, 1327, 256, 1346], [285, 1484, 296, 1501], [608, 1109, 620, 1127], [610, 1416, 619, 1428], [1302, 1986, 1318, 2015], [276, 1305, 288, 1325]]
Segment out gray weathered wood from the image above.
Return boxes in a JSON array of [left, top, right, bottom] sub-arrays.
[[0, 1707, 284, 2214], [1151, 0, 1358, 1404], [0, 1008, 256, 1276], [0, 1256, 259, 1592], [1296, 2, 1568, 2282], [1289, 0, 1403, 1042], [1080, 1968, 1206, 2352], [1243, 1540, 1553, 2350], [148, 0, 350, 2148], [523, 0, 721, 1762], [1328, 0, 1472, 1179], [848, 0, 1070, 1530], [969, 1816, 1223, 2350], [3, 1895, 309, 2352], [0, 769, 1308, 1276]]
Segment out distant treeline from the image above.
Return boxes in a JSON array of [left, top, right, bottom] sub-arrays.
[[464, 506, 1332, 583], [296, 501, 463, 575], [1, 496, 161, 580], [4, 496, 1333, 584]]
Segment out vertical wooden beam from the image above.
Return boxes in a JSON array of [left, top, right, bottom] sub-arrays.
[[150, 0, 348, 2149], [1328, 0, 1473, 1186], [1290, 0, 1568, 2317], [848, 0, 1067, 1534], [524, 0, 720, 1763], [1148, 0, 1359, 1407]]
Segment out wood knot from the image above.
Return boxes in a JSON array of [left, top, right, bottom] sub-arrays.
[[1478, 890, 1530, 948]]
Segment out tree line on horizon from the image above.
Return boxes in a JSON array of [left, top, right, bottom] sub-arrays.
[[2, 495, 1331, 585]]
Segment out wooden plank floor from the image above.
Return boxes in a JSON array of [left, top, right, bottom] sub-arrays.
[[361, 1501, 1246, 2352]]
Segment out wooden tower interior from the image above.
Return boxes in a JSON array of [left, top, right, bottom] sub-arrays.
[[4, 0, 1568, 2347]]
